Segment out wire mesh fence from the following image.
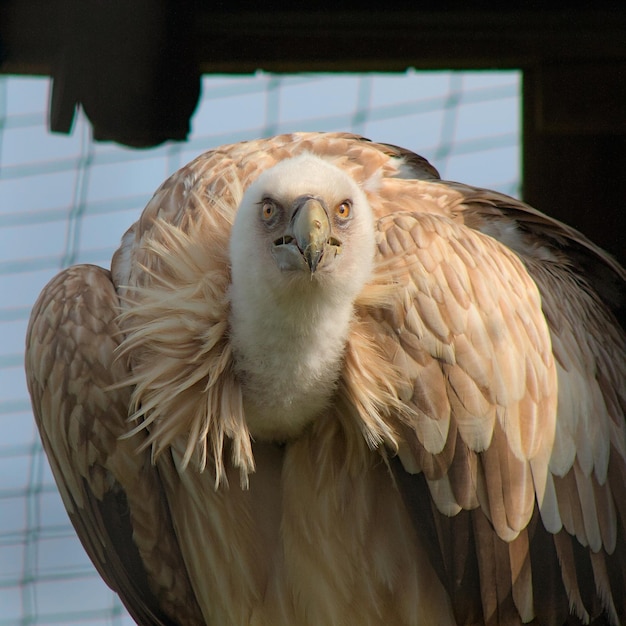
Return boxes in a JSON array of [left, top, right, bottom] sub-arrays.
[[0, 70, 520, 625]]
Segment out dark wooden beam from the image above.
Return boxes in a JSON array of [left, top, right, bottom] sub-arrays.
[[192, 9, 626, 73], [2, 4, 625, 75]]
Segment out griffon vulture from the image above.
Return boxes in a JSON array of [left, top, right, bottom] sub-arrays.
[[25, 132, 626, 625]]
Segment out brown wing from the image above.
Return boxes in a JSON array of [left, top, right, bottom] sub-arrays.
[[25, 264, 204, 626], [370, 207, 626, 625], [449, 182, 626, 327]]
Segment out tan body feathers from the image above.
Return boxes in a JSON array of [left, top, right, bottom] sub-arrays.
[[26, 132, 626, 625]]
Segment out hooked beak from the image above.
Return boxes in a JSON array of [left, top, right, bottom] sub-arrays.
[[292, 197, 331, 272], [273, 196, 341, 273]]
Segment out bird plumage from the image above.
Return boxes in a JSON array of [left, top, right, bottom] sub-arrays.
[[25, 132, 626, 625]]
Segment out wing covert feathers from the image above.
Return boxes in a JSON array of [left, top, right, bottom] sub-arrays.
[[375, 207, 625, 624], [25, 265, 204, 626], [25, 132, 626, 625]]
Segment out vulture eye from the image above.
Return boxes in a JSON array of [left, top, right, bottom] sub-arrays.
[[335, 200, 352, 219], [261, 199, 277, 221]]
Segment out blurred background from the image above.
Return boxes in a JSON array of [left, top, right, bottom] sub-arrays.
[[1, 69, 520, 625]]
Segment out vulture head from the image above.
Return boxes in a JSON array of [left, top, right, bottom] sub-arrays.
[[229, 153, 377, 440]]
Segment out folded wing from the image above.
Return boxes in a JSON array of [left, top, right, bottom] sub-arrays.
[[25, 264, 204, 626], [371, 195, 626, 625]]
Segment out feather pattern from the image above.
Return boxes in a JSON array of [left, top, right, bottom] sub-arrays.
[[25, 265, 204, 625], [26, 132, 626, 625]]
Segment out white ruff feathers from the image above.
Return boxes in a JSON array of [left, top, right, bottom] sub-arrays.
[[117, 154, 406, 485]]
